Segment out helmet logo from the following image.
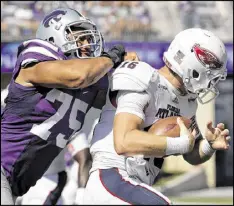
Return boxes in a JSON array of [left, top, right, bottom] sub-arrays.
[[192, 44, 223, 69], [43, 10, 67, 28]]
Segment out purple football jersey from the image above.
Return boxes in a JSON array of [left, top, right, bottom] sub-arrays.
[[1, 39, 108, 196]]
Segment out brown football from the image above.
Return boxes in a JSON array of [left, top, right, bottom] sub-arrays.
[[148, 116, 191, 137]]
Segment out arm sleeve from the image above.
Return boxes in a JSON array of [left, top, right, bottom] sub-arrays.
[[67, 131, 89, 157], [17, 39, 65, 67], [115, 90, 150, 121], [13, 39, 67, 80]]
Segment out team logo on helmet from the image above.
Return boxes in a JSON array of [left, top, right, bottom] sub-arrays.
[[43, 10, 67, 28], [192, 44, 223, 69]]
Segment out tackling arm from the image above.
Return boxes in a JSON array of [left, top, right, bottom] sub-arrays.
[[17, 57, 113, 89]]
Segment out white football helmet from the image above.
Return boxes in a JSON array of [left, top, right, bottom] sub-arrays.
[[36, 8, 104, 58], [163, 28, 227, 104]]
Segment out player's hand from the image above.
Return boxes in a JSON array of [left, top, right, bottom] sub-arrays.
[[205, 121, 231, 150], [177, 117, 196, 153], [124, 52, 140, 61], [101, 44, 126, 68]]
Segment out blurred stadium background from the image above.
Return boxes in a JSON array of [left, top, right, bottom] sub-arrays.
[[1, 1, 233, 205]]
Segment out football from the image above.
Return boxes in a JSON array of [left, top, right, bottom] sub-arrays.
[[148, 116, 191, 137]]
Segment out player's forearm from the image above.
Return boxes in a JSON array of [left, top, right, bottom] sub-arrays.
[[52, 56, 113, 89], [78, 159, 92, 187], [28, 57, 113, 89], [75, 57, 114, 88], [114, 129, 168, 157], [73, 148, 93, 187], [183, 139, 215, 165]]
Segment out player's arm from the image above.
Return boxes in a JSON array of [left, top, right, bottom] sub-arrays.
[[183, 137, 213, 165], [67, 131, 92, 205], [67, 132, 92, 187], [73, 148, 92, 187], [113, 91, 194, 158], [17, 56, 114, 89], [182, 116, 210, 165], [183, 120, 230, 165], [72, 148, 92, 205], [16, 44, 139, 89]]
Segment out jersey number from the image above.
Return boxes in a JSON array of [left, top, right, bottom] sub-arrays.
[[30, 89, 88, 148], [120, 61, 139, 69]]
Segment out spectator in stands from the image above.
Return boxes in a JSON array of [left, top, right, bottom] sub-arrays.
[[1, 1, 152, 42], [84, 1, 116, 40], [128, 2, 151, 32], [178, 1, 198, 29], [113, 1, 152, 41]]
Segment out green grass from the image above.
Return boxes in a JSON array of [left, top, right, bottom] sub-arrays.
[[169, 196, 233, 205]]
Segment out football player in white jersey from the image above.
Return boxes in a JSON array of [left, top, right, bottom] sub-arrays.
[[83, 28, 231, 205]]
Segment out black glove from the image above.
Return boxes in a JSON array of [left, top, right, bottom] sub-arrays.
[[101, 44, 126, 68]]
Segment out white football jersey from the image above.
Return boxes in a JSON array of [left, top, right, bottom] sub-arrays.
[[90, 61, 200, 185]]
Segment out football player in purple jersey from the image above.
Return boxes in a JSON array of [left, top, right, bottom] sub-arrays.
[[1, 8, 139, 205]]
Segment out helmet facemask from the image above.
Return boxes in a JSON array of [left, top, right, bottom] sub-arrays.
[[36, 9, 105, 60], [63, 21, 104, 59], [183, 67, 226, 104]]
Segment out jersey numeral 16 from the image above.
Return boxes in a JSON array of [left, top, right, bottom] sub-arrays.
[[120, 61, 139, 69]]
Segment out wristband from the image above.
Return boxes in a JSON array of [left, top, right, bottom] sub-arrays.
[[166, 135, 189, 156], [201, 139, 215, 156]]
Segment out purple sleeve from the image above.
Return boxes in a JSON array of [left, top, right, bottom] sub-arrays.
[[13, 39, 67, 79]]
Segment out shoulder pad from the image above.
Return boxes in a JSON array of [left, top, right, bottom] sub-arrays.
[[17, 39, 66, 68], [110, 61, 155, 92], [13, 39, 66, 79]]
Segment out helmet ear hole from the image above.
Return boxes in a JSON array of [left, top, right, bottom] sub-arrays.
[[192, 70, 199, 79], [48, 37, 54, 43]]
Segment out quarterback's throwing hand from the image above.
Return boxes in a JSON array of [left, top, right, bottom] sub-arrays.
[[205, 121, 231, 150]]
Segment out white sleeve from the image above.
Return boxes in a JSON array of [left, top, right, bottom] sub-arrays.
[[67, 130, 89, 157], [115, 90, 150, 121]]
